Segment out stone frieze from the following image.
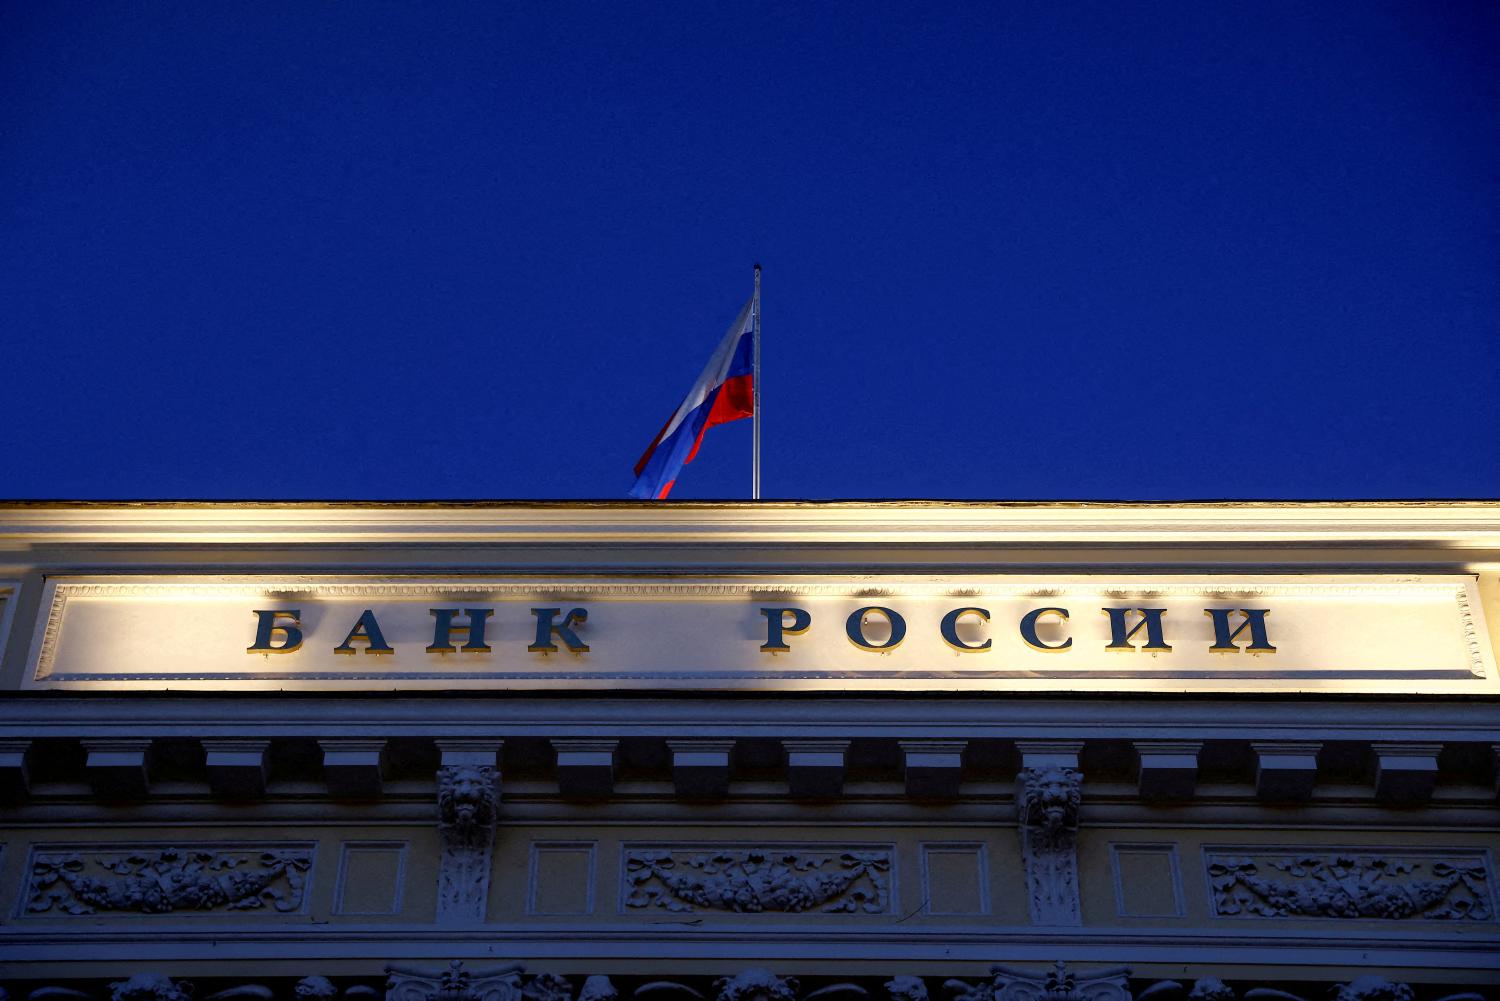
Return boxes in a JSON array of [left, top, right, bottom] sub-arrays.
[[24, 844, 314, 916], [623, 846, 891, 914], [1205, 849, 1492, 920]]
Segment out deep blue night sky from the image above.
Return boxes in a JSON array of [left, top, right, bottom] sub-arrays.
[[2, 3, 1497, 500]]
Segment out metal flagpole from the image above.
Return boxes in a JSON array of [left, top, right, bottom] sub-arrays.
[[752, 263, 762, 500]]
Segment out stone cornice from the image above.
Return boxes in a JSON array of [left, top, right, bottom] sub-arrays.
[[2, 695, 1496, 739], [3, 500, 1500, 549]]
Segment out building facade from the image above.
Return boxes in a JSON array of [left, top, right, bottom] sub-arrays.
[[0, 502, 1496, 1001]]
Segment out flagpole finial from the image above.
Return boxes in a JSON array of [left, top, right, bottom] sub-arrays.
[[753, 262, 762, 272]]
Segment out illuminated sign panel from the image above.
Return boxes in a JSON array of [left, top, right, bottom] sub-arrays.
[[24, 574, 1498, 693]]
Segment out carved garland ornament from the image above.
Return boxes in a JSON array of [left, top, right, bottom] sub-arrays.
[[624, 848, 891, 913], [26, 846, 312, 915], [1207, 852, 1493, 921]]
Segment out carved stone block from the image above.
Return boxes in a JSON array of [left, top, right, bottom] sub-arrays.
[[0, 737, 31, 800], [553, 739, 617, 799], [82, 738, 151, 800], [1252, 741, 1320, 802], [203, 738, 270, 800], [668, 739, 734, 799], [783, 739, 849, 799], [899, 739, 964, 800], [624, 844, 892, 914], [320, 738, 386, 799], [1134, 740, 1201, 801], [437, 739, 504, 772], [1371, 742, 1441, 805]]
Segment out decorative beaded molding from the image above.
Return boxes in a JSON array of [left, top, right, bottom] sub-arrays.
[[622, 844, 893, 914], [22, 843, 315, 917], [1204, 847, 1493, 921]]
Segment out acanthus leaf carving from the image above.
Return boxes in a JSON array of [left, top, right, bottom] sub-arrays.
[[713, 971, 799, 1001], [944, 964, 1130, 1001], [436, 765, 499, 924], [1334, 981, 1414, 1001], [1016, 768, 1083, 926], [109, 976, 193, 1001], [624, 848, 890, 914], [385, 961, 524, 1001], [295, 980, 338, 1001], [885, 980, 928, 1001]]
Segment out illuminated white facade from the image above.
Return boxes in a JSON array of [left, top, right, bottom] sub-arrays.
[[0, 501, 1496, 1001]]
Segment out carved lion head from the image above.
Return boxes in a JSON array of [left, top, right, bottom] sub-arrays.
[[1020, 766, 1081, 834], [438, 765, 496, 829]]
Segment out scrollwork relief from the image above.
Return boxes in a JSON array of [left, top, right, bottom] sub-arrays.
[[1206, 851, 1492, 921], [624, 847, 890, 914], [25, 846, 311, 916]]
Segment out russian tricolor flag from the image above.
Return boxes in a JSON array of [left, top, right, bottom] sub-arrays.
[[629, 297, 755, 499]]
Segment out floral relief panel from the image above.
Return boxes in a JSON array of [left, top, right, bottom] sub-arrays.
[[23, 843, 315, 916], [622, 844, 893, 914], [1205, 848, 1492, 921]]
